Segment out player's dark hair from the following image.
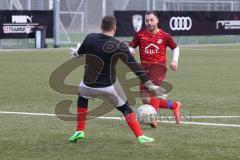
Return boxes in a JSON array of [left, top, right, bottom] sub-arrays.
[[101, 15, 116, 31], [145, 10, 158, 18]]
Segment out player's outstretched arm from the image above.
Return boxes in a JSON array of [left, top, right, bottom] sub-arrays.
[[70, 43, 81, 58]]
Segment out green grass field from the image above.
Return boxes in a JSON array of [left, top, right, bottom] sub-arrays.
[[0, 44, 240, 160]]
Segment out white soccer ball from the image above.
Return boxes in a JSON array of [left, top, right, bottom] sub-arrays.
[[136, 104, 157, 125]]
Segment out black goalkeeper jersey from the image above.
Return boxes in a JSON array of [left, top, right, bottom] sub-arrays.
[[77, 33, 149, 88]]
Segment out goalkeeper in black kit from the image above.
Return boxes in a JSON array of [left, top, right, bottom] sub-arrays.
[[69, 15, 167, 144]]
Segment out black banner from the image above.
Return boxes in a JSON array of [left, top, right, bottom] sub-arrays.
[[0, 10, 53, 38], [114, 11, 240, 36]]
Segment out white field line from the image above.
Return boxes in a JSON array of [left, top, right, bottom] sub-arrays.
[[160, 121, 240, 128], [1, 111, 240, 128], [1, 111, 240, 119], [171, 115, 240, 119]]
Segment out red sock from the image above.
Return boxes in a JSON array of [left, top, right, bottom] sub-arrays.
[[158, 99, 177, 109], [171, 102, 177, 109], [150, 96, 177, 109], [125, 113, 143, 137], [76, 107, 88, 131], [150, 96, 160, 111], [158, 99, 169, 109]]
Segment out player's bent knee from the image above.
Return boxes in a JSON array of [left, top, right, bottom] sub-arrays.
[[77, 95, 88, 108], [117, 103, 133, 116]]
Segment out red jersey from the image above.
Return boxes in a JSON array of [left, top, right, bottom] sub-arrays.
[[129, 28, 177, 65]]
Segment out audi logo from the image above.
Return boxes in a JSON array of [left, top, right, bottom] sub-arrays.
[[170, 16, 192, 31]]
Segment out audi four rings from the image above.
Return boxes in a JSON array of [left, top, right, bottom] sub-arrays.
[[170, 16, 192, 31]]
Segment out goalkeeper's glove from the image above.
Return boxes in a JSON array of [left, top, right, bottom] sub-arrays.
[[70, 43, 81, 58], [128, 46, 136, 55], [144, 80, 168, 100]]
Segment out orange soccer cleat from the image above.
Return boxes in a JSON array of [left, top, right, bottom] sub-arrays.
[[172, 101, 182, 124]]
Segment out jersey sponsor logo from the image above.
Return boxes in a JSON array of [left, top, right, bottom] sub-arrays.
[[157, 38, 162, 44], [169, 16, 192, 31], [144, 43, 159, 54], [132, 14, 143, 32]]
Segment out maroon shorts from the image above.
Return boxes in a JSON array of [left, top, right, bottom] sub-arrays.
[[140, 63, 167, 92]]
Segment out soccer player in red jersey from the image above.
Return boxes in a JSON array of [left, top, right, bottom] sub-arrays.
[[129, 11, 182, 127]]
